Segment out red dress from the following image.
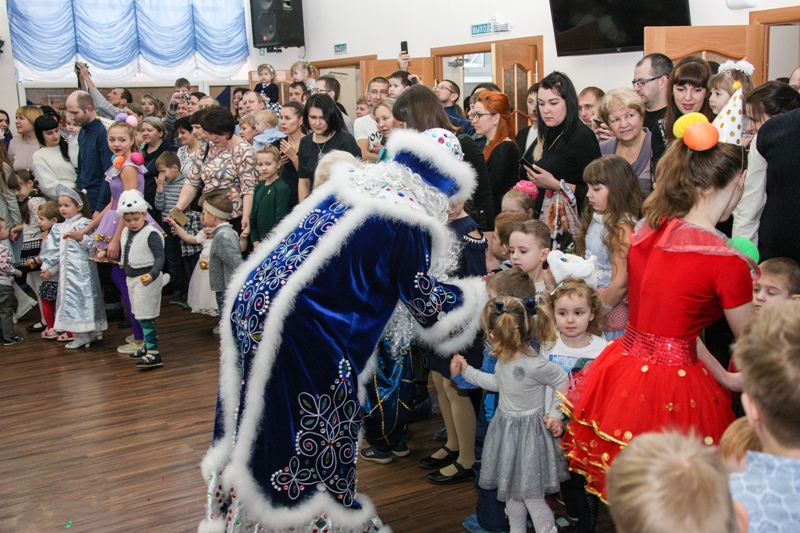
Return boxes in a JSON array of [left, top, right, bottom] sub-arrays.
[[560, 218, 753, 500]]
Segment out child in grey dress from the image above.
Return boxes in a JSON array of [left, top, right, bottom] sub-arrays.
[[451, 296, 568, 533]]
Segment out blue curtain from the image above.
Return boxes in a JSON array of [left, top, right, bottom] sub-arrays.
[[7, 0, 248, 72]]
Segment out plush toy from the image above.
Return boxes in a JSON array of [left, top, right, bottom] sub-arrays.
[[547, 249, 598, 289], [116, 189, 149, 217]]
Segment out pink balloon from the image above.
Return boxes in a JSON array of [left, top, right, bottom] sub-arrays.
[[125, 115, 139, 128], [130, 152, 145, 166]]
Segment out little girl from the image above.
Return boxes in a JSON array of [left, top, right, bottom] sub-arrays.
[[576, 155, 641, 340], [254, 63, 279, 104], [30, 201, 62, 339], [508, 219, 552, 298], [165, 218, 217, 316], [249, 146, 289, 247], [291, 60, 317, 91], [708, 60, 754, 116], [8, 171, 46, 330], [535, 277, 607, 533], [451, 296, 568, 533], [40, 185, 107, 349], [501, 181, 537, 217]]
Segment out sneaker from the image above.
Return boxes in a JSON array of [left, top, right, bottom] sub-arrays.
[[433, 424, 448, 442], [170, 292, 184, 305], [136, 351, 163, 369], [125, 335, 134, 343], [3, 335, 24, 346], [391, 441, 410, 457], [117, 341, 145, 354], [128, 345, 148, 359], [462, 514, 508, 533], [359, 447, 393, 464]]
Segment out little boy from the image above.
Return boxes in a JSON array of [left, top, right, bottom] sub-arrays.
[[155, 152, 201, 306], [752, 257, 800, 312], [253, 64, 279, 105], [203, 194, 242, 320], [730, 301, 800, 531], [0, 217, 23, 345], [115, 190, 169, 369], [250, 146, 290, 248], [488, 212, 530, 273], [508, 219, 551, 296], [251, 109, 286, 151]]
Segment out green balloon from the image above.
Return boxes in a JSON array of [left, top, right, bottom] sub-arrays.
[[728, 236, 760, 264]]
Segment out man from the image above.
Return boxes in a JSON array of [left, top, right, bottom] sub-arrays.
[[354, 77, 389, 162], [434, 80, 474, 136], [578, 86, 605, 127], [313, 76, 353, 133], [198, 96, 218, 109], [65, 91, 113, 214], [288, 82, 305, 103], [75, 62, 131, 120], [633, 53, 673, 166], [241, 91, 266, 116]]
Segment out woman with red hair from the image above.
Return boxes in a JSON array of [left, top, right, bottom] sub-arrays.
[[473, 91, 519, 216]]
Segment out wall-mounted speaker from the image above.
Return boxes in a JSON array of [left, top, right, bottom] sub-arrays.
[[250, 0, 305, 50]]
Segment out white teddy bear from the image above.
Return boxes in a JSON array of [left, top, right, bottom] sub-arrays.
[[547, 250, 598, 289]]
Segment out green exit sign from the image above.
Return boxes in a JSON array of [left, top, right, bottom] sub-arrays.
[[471, 23, 492, 36], [334, 43, 347, 54]]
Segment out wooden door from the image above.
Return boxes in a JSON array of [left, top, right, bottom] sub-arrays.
[[643, 25, 767, 85], [358, 57, 435, 94], [492, 43, 538, 133]]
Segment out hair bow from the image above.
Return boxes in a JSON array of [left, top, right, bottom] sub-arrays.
[[495, 301, 507, 315], [523, 298, 537, 316]]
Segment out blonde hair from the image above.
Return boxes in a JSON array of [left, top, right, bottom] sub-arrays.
[[536, 278, 605, 346], [759, 257, 800, 295], [502, 188, 536, 216], [607, 432, 739, 533], [15, 105, 43, 125], [255, 109, 278, 128], [732, 301, 800, 447], [718, 417, 761, 466], [511, 219, 550, 250], [257, 63, 275, 77], [486, 267, 537, 301], [239, 114, 256, 129], [107, 121, 141, 154], [480, 296, 536, 361], [494, 212, 531, 246], [708, 71, 753, 97], [255, 145, 282, 173], [597, 88, 645, 125]]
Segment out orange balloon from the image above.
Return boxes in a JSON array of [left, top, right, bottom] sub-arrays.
[[113, 156, 125, 169], [683, 122, 719, 151]]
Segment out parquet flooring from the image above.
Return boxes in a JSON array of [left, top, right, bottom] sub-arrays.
[[0, 303, 613, 533]]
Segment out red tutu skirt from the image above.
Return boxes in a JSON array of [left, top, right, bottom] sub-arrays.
[[560, 325, 734, 501]]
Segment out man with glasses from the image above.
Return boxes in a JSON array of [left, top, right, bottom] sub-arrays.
[[633, 53, 673, 166], [354, 77, 390, 162], [434, 80, 475, 136], [313, 76, 354, 134]]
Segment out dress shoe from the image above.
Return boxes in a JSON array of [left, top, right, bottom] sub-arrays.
[[426, 461, 476, 485], [26, 321, 46, 333], [419, 446, 457, 470]]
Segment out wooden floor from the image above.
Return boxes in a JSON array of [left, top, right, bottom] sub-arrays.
[[0, 303, 614, 533]]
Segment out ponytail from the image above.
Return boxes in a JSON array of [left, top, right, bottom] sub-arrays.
[[480, 296, 536, 361]]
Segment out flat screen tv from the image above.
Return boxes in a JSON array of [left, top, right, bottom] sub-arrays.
[[548, 0, 692, 56]]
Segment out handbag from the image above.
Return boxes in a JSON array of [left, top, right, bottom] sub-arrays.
[[538, 180, 581, 252]]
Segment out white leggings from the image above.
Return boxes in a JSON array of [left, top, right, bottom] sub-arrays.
[[506, 498, 556, 533]]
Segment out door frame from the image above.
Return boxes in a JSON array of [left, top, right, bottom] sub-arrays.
[[313, 55, 377, 70], [430, 36, 544, 85], [750, 5, 800, 83]]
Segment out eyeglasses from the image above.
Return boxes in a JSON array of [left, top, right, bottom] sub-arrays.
[[311, 88, 327, 93], [435, 84, 454, 93], [470, 112, 493, 122], [631, 77, 658, 88]]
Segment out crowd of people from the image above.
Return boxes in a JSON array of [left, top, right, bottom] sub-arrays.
[[3, 50, 800, 533]]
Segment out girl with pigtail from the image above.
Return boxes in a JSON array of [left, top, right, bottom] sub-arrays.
[[561, 113, 754, 500], [451, 296, 568, 533]]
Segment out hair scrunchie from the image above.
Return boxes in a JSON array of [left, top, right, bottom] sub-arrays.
[[513, 180, 539, 202]]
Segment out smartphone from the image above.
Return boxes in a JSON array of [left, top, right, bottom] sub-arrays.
[[169, 207, 189, 227], [593, 118, 603, 127], [400, 41, 408, 54], [518, 154, 534, 168]]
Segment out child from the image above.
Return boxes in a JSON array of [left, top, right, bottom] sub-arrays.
[[165, 218, 217, 317], [249, 146, 289, 247], [452, 296, 569, 533], [489, 212, 531, 273], [501, 181, 537, 217], [576, 155, 642, 340], [536, 277, 608, 533], [708, 60, 754, 116], [290, 60, 317, 91], [0, 217, 23, 345], [356, 97, 370, 119], [251, 110, 286, 151], [40, 185, 107, 349], [719, 417, 762, 473], [111, 190, 168, 369], [752, 257, 800, 312], [8, 171, 47, 331], [253, 64, 279, 104], [30, 201, 63, 339], [508, 219, 551, 297], [65, 116, 80, 168], [607, 431, 748, 533], [238, 114, 258, 145], [204, 194, 242, 322], [155, 151, 200, 305], [730, 301, 800, 531]]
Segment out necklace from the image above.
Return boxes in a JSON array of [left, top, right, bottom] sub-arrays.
[[314, 134, 331, 161]]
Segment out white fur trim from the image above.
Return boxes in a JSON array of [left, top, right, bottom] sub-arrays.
[[197, 517, 227, 533], [386, 128, 477, 203], [414, 276, 488, 357]]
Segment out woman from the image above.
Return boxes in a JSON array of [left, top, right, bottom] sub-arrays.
[[733, 81, 800, 245], [0, 110, 13, 148], [598, 88, 654, 197], [374, 97, 402, 163], [175, 116, 206, 177], [31, 115, 77, 200], [472, 91, 519, 218], [515, 83, 539, 156], [140, 118, 177, 224], [296, 93, 360, 202], [176, 107, 255, 233], [140, 94, 162, 118], [232, 87, 248, 122], [8, 106, 43, 171], [561, 119, 752, 500], [522, 71, 601, 212], [275, 101, 305, 209], [665, 56, 713, 142]]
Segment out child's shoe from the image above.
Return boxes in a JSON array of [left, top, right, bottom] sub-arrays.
[[65, 333, 92, 349], [391, 441, 410, 457], [136, 350, 163, 369], [359, 447, 393, 464], [170, 292, 184, 305], [118, 341, 145, 354], [41, 328, 59, 340], [128, 344, 148, 359], [3, 335, 24, 346]]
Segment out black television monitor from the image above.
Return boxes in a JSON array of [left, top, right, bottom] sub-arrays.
[[548, 0, 692, 57]]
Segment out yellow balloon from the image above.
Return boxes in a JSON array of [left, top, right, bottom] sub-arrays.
[[673, 112, 709, 139]]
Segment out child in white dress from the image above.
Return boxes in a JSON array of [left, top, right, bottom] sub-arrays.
[[165, 218, 217, 316]]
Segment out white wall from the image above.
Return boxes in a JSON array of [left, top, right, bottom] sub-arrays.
[[768, 25, 800, 79]]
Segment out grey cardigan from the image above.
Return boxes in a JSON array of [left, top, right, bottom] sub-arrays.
[[208, 223, 242, 293]]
